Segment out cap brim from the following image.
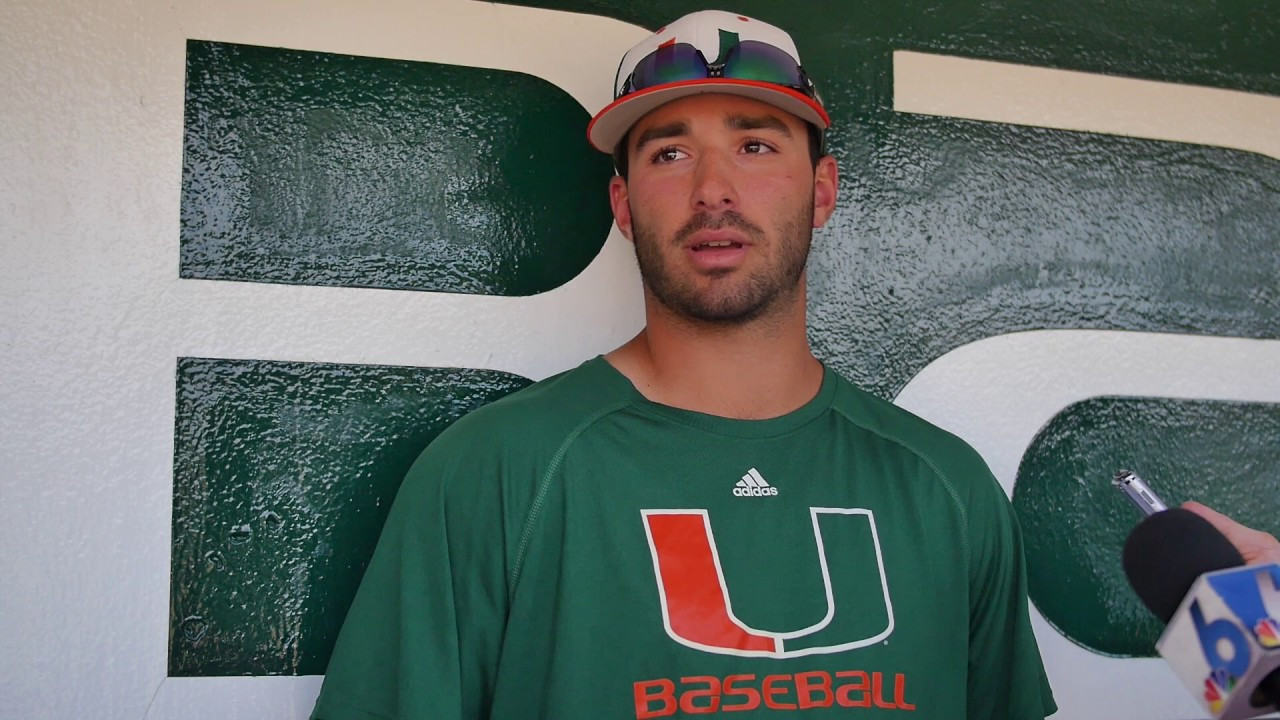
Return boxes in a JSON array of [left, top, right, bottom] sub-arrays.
[[587, 78, 831, 154]]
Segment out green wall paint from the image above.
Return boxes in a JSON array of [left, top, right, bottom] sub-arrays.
[[1012, 397, 1280, 657], [180, 41, 614, 295], [169, 358, 530, 676], [809, 116, 1279, 397]]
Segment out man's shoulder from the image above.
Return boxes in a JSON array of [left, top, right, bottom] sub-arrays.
[[430, 356, 634, 460], [826, 370, 993, 488]]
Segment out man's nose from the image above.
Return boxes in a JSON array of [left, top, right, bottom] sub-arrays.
[[690, 152, 737, 211]]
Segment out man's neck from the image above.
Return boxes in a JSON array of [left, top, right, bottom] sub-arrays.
[[605, 294, 823, 420]]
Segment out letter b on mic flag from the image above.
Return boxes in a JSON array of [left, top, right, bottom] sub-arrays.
[[1159, 564, 1280, 719]]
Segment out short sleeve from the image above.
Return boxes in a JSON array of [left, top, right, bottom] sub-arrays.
[[310, 443, 509, 720], [966, 465, 1058, 719]]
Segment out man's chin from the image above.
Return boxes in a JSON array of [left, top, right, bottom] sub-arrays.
[[655, 291, 774, 326]]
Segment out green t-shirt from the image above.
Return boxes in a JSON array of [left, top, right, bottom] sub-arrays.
[[312, 357, 1056, 719]]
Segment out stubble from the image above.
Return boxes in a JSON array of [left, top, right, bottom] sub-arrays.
[[631, 202, 815, 326]]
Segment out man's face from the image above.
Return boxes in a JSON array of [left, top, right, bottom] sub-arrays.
[[609, 93, 838, 326]]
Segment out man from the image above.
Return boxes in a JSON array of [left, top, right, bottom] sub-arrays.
[[312, 11, 1057, 719]]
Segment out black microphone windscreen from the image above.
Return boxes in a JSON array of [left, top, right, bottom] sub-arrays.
[[1123, 507, 1246, 624]]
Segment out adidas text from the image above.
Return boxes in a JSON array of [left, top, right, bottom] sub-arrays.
[[733, 486, 779, 497]]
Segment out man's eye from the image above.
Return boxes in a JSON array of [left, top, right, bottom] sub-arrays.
[[652, 147, 687, 164], [742, 140, 775, 154]]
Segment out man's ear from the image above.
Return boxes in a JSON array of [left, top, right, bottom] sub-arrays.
[[811, 155, 839, 229], [609, 175, 634, 240]]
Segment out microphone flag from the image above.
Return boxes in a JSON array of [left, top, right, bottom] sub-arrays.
[[1158, 564, 1280, 720]]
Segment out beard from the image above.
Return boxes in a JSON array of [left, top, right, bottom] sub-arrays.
[[631, 202, 814, 326]]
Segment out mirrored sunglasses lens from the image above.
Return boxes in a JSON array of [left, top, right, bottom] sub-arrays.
[[631, 43, 709, 90], [722, 41, 803, 87]]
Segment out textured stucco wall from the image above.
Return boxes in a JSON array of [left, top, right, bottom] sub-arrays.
[[1, 1, 1276, 718]]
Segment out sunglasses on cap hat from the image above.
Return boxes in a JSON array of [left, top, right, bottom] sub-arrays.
[[619, 40, 821, 103], [587, 10, 830, 154]]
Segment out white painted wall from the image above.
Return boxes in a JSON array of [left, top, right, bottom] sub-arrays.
[[1, 0, 1276, 718]]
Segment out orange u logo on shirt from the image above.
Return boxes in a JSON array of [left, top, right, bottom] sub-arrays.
[[641, 508, 895, 658]]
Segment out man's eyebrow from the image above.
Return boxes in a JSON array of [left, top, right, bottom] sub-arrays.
[[633, 121, 690, 152], [726, 113, 792, 137]]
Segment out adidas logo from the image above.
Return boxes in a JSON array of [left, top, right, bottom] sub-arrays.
[[733, 468, 779, 497]]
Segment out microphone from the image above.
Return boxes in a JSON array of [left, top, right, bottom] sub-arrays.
[[1124, 505, 1280, 719], [1124, 507, 1244, 622]]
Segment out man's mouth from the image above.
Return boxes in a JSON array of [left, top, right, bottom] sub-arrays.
[[693, 240, 743, 251]]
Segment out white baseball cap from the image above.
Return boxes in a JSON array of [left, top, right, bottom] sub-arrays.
[[587, 10, 830, 154]]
